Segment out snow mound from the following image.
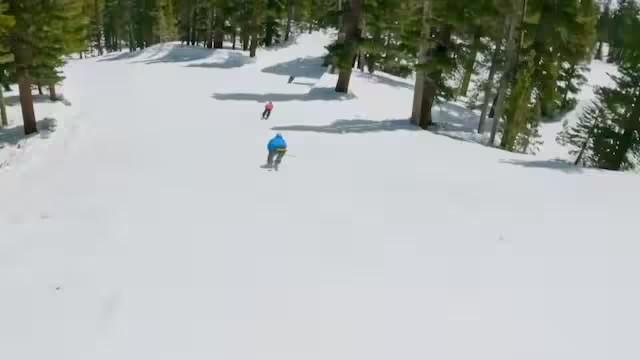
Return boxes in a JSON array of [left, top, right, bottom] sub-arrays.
[[99, 42, 253, 68]]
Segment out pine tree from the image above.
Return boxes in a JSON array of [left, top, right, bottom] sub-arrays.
[[29, 0, 89, 101], [264, 0, 284, 46], [607, 0, 638, 64], [556, 62, 588, 113], [153, 0, 177, 43], [559, 22, 640, 170], [0, 1, 14, 128], [410, 0, 488, 129], [495, 0, 597, 151], [7, 0, 44, 134], [88, 0, 104, 54], [455, 0, 501, 99], [594, 0, 611, 60], [333, 0, 363, 93]]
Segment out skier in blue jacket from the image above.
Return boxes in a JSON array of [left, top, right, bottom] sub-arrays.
[[266, 133, 287, 170]]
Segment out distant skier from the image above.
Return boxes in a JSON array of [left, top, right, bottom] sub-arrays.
[[288, 75, 295, 84], [265, 133, 287, 171], [262, 101, 274, 120]]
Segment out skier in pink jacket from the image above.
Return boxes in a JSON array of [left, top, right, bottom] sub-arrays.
[[262, 101, 274, 120]]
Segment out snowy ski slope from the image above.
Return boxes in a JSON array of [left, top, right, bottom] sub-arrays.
[[0, 31, 638, 360]]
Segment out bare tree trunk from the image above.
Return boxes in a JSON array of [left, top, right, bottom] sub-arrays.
[[459, 30, 481, 98], [206, 6, 214, 48], [129, 24, 135, 52], [48, 83, 58, 101], [250, 33, 258, 57], [17, 67, 37, 135], [357, 52, 365, 71], [0, 85, 7, 128], [478, 27, 506, 133], [37, 84, 43, 96], [190, 8, 197, 46], [335, 0, 363, 93], [285, 0, 294, 41], [94, 0, 104, 55], [489, 11, 520, 146], [213, 7, 224, 49], [595, 41, 604, 60], [232, 28, 237, 49], [411, 0, 432, 127], [242, 30, 250, 51]]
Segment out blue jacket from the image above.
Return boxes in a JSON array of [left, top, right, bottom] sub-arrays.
[[267, 134, 287, 152]]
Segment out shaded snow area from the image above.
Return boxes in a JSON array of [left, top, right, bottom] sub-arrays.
[[1, 31, 638, 360], [0, 89, 74, 172]]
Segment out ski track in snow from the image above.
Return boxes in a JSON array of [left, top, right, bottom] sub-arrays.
[[0, 32, 639, 360]]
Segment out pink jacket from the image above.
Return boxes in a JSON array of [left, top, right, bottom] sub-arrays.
[[265, 103, 274, 110]]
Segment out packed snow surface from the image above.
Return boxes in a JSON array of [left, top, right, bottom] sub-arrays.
[[1, 32, 638, 360]]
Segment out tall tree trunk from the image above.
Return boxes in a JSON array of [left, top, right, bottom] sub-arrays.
[[264, 0, 277, 47], [0, 85, 7, 128], [242, 30, 250, 51], [250, 33, 258, 58], [129, 24, 135, 52], [37, 84, 43, 96], [285, 0, 294, 41], [206, 7, 214, 49], [595, 41, 604, 60], [459, 30, 482, 98], [411, 0, 432, 127], [560, 65, 576, 110], [232, 28, 237, 49], [335, 0, 363, 93], [17, 67, 37, 135], [48, 83, 58, 101], [478, 35, 502, 133], [489, 11, 520, 146], [94, 0, 104, 55], [190, 9, 197, 46], [357, 52, 365, 71], [213, 8, 224, 49]]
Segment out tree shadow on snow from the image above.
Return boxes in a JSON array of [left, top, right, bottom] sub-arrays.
[[431, 102, 480, 134], [291, 81, 316, 86], [272, 119, 416, 134], [354, 72, 414, 90], [138, 46, 213, 64], [98, 50, 144, 62], [0, 118, 57, 148], [4, 94, 71, 107], [500, 158, 583, 173], [186, 52, 251, 69], [261, 56, 326, 79], [213, 87, 356, 103]]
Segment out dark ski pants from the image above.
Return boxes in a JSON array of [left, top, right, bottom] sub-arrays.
[[267, 148, 286, 168], [262, 109, 272, 119]]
